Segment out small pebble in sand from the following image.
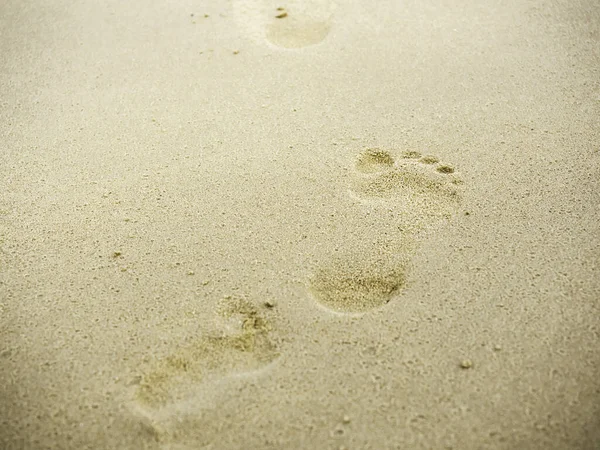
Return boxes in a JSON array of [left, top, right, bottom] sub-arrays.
[[112, 252, 122, 258], [333, 427, 344, 435], [460, 359, 473, 369], [493, 344, 502, 351], [233, 50, 240, 55], [342, 415, 351, 424], [264, 300, 275, 308], [275, 11, 288, 18]]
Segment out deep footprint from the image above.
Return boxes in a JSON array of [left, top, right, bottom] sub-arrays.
[[134, 297, 278, 409], [310, 148, 462, 314]]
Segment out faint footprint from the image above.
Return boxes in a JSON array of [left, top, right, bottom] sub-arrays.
[[309, 148, 462, 314], [133, 297, 278, 410], [233, 0, 335, 49]]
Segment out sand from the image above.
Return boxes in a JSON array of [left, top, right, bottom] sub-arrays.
[[1, 0, 599, 449]]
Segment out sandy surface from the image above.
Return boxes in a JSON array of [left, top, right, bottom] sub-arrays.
[[1, 0, 599, 449]]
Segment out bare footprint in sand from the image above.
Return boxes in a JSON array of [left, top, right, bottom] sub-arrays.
[[310, 256, 407, 314], [233, 0, 335, 49], [352, 148, 461, 202], [130, 296, 278, 438], [309, 148, 462, 314]]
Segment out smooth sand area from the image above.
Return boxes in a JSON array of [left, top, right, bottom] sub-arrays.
[[1, 0, 599, 449]]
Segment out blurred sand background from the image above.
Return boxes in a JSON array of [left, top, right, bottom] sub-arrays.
[[1, 0, 599, 449]]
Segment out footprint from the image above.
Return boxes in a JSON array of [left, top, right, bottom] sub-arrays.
[[310, 255, 407, 314], [133, 297, 278, 410], [233, 0, 335, 49], [351, 148, 461, 203], [309, 148, 462, 314]]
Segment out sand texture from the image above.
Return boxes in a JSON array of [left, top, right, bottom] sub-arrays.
[[1, 0, 599, 449]]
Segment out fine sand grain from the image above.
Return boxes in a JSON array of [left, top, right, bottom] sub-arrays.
[[1, 0, 599, 449]]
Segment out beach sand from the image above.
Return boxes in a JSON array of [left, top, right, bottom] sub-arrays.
[[1, 0, 599, 448]]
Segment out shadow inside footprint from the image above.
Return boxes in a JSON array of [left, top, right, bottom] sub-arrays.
[[355, 148, 396, 173]]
